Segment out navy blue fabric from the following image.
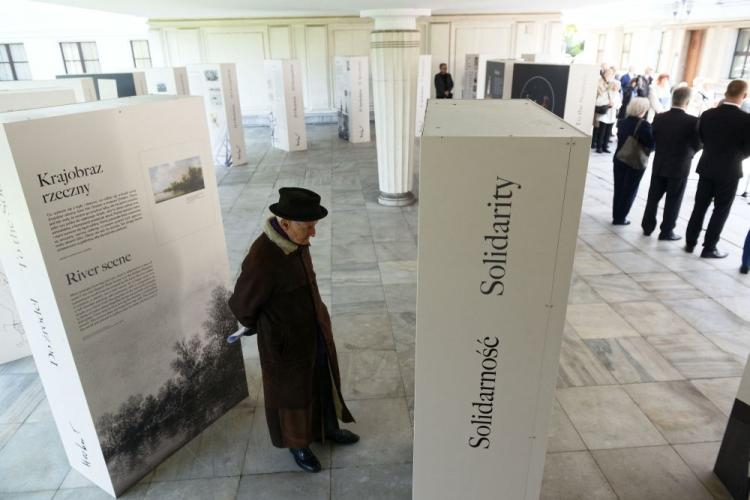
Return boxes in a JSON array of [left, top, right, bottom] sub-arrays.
[[743, 229, 750, 268]]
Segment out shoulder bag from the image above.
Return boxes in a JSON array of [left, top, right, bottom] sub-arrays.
[[615, 119, 650, 170]]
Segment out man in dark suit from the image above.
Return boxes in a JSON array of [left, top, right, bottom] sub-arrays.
[[642, 86, 701, 240], [685, 80, 750, 258], [434, 63, 453, 99]]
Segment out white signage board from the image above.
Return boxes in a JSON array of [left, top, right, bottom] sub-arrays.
[[0, 95, 248, 497], [414, 99, 589, 500], [265, 59, 307, 151], [415, 54, 432, 137], [186, 63, 248, 167], [505, 61, 599, 133], [0, 88, 79, 364], [462, 54, 500, 99], [143, 67, 189, 96], [0, 78, 96, 102], [334, 56, 370, 144]]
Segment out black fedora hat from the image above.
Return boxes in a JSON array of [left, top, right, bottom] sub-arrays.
[[269, 187, 328, 222]]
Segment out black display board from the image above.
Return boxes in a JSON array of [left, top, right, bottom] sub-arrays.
[[484, 61, 506, 99], [510, 64, 570, 118]]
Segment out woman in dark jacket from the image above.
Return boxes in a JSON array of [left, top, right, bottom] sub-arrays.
[[612, 96, 655, 225]]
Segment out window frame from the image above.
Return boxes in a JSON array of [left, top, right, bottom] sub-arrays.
[[59, 41, 100, 75], [0, 43, 30, 81], [130, 40, 152, 69], [729, 28, 750, 79]]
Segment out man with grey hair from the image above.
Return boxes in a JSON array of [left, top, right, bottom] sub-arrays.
[[642, 86, 702, 240]]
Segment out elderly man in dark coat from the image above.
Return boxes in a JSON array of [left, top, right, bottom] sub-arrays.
[[229, 187, 358, 473]]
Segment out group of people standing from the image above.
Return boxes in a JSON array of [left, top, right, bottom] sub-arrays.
[[605, 76, 750, 274]]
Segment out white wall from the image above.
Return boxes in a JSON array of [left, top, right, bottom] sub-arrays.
[[150, 14, 564, 115], [0, 1, 153, 80]]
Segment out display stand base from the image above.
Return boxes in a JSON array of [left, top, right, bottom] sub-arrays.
[[378, 191, 416, 207]]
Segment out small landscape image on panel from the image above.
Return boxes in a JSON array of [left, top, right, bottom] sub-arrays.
[[204, 69, 219, 81], [149, 156, 206, 204], [156, 83, 167, 93]]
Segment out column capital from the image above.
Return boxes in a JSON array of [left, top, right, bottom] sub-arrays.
[[360, 9, 431, 30]]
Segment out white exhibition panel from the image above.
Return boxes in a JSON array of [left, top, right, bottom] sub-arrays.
[[0, 78, 97, 103], [143, 67, 190, 96], [415, 54, 432, 137], [186, 63, 248, 167], [0, 95, 248, 496], [334, 56, 370, 144], [414, 100, 589, 500], [462, 53, 502, 99], [265, 59, 307, 152], [97, 79, 119, 100], [0, 87, 79, 365]]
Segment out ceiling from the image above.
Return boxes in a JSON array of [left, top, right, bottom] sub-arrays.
[[36, 0, 750, 20]]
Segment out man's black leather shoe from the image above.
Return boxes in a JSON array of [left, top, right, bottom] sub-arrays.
[[701, 248, 728, 259], [326, 429, 360, 445], [612, 220, 630, 226], [741, 266, 749, 275], [658, 232, 682, 241], [289, 447, 321, 473], [684, 244, 695, 253]]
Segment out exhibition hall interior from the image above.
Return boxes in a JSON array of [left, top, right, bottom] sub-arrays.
[[1, 0, 750, 499]]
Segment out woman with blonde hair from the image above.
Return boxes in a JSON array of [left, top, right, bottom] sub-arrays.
[[649, 73, 671, 116], [611, 97, 654, 225], [593, 79, 622, 153]]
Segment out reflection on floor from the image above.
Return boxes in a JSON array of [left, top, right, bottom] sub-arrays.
[[0, 124, 748, 500]]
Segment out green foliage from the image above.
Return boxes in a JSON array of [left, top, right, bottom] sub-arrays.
[[564, 24, 585, 58], [165, 166, 205, 196]]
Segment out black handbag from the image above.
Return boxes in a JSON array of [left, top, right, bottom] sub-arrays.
[[615, 119, 650, 170], [595, 104, 610, 114]]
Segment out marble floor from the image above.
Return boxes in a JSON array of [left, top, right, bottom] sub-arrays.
[[1, 124, 749, 500]]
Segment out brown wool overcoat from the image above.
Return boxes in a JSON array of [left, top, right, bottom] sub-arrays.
[[228, 219, 354, 448]]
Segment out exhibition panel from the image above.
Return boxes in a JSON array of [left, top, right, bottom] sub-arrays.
[[265, 59, 307, 152], [0, 78, 97, 102], [57, 72, 148, 100], [186, 63, 248, 167], [0, 88, 79, 365], [462, 53, 501, 99], [414, 100, 589, 500], [334, 56, 370, 144], [509, 62, 598, 132], [0, 96, 248, 497], [142, 67, 190, 96], [714, 355, 750, 500], [415, 54, 432, 137]]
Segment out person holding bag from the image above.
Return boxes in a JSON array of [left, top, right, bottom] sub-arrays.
[[611, 97, 654, 225], [593, 79, 622, 153]]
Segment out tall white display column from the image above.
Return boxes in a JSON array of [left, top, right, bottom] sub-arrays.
[[361, 9, 430, 207], [264, 59, 307, 152]]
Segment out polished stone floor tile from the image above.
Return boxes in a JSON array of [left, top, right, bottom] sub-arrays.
[[373, 241, 417, 262], [593, 446, 713, 500], [629, 272, 705, 300], [611, 301, 698, 337], [0, 356, 37, 375], [382, 284, 416, 314], [389, 311, 416, 352], [332, 398, 413, 468], [152, 408, 254, 481], [331, 463, 412, 500], [332, 310, 395, 351], [663, 298, 747, 334], [144, 477, 239, 500], [715, 295, 750, 323], [541, 451, 617, 500], [546, 399, 585, 453], [579, 232, 636, 253], [0, 374, 44, 424], [242, 410, 331, 475], [338, 350, 404, 400], [566, 303, 640, 339], [703, 329, 750, 363], [332, 284, 385, 306], [0, 492, 56, 500], [568, 274, 602, 304], [583, 273, 654, 303], [378, 260, 417, 285], [673, 442, 733, 500], [584, 337, 684, 384], [646, 333, 744, 379], [573, 252, 621, 276], [236, 471, 330, 500], [557, 328, 618, 388], [690, 377, 741, 416], [603, 251, 670, 274], [331, 262, 380, 285], [557, 386, 666, 450], [0, 423, 19, 452], [54, 483, 149, 499], [0, 421, 69, 493], [624, 381, 727, 444], [332, 242, 377, 267], [678, 270, 750, 299]]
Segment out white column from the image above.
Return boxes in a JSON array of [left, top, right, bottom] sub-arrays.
[[362, 9, 430, 206]]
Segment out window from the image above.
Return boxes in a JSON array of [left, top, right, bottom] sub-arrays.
[[730, 28, 750, 79], [620, 33, 632, 69], [0, 43, 31, 81], [130, 40, 152, 69], [596, 34, 607, 64], [655, 31, 666, 71], [59, 41, 101, 75]]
